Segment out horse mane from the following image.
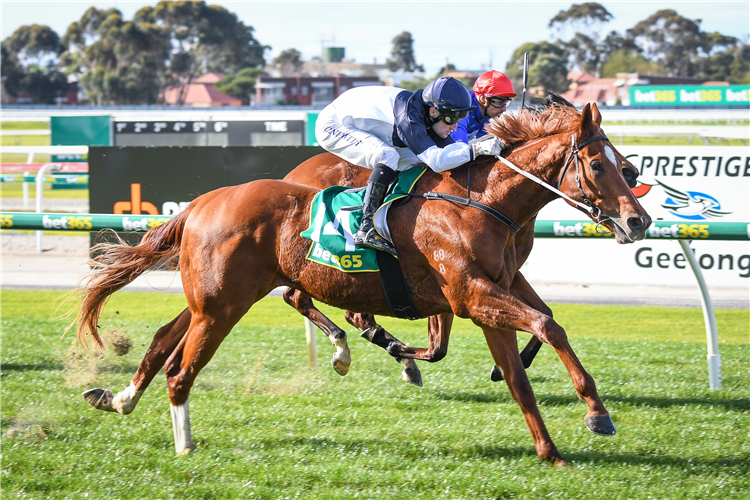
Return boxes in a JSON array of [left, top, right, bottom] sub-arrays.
[[485, 101, 581, 146]]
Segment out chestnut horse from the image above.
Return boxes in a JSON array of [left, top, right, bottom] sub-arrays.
[[283, 154, 543, 386], [75, 102, 650, 465], [281, 93, 641, 385]]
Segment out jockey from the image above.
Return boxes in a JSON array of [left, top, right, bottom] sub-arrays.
[[452, 70, 517, 143], [315, 76, 505, 256]]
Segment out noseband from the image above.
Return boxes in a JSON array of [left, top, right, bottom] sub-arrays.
[[556, 134, 610, 225]]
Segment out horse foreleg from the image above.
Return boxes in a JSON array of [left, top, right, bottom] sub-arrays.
[[282, 288, 350, 376], [510, 272, 549, 369], [344, 311, 423, 386], [465, 278, 614, 438], [82, 308, 192, 415], [491, 273, 548, 382], [482, 326, 567, 466]]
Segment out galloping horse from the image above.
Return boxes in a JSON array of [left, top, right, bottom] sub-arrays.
[[76, 102, 650, 465], [281, 93, 641, 385]]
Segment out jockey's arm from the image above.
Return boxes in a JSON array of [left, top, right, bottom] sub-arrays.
[[417, 142, 473, 173]]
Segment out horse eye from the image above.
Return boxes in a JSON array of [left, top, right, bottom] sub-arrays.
[[623, 168, 637, 188], [590, 160, 602, 172]]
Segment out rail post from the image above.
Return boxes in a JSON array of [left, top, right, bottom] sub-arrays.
[[678, 239, 722, 390], [34, 163, 61, 252], [304, 318, 318, 370], [23, 151, 34, 208]]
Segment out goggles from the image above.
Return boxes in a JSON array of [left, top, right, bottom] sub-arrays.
[[439, 110, 468, 125], [487, 96, 512, 108]]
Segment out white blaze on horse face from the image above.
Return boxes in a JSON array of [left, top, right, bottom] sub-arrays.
[[604, 145, 617, 167]]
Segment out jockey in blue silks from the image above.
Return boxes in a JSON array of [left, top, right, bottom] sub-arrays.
[[315, 76, 506, 257], [452, 70, 517, 144]]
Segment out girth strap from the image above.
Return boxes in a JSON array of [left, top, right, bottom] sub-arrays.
[[417, 191, 521, 233], [376, 251, 421, 320]]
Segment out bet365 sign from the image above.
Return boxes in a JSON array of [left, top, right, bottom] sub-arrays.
[[630, 85, 749, 106]]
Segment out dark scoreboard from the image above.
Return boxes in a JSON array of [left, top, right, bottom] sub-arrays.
[[113, 119, 305, 146]]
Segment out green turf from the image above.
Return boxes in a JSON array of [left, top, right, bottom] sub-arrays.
[[1, 290, 748, 499], [0, 182, 88, 200]]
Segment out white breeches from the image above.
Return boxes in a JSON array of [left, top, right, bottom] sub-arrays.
[[315, 107, 417, 171]]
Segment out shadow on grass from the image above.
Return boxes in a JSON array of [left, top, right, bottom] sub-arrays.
[[1, 362, 64, 372], [430, 389, 750, 412], [564, 450, 750, 469]]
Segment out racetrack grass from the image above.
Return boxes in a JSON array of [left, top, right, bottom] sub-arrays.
[[0, 182, 88, 200], [1, 290, 748, 499]]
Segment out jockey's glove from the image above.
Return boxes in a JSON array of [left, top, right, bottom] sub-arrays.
[[471, 136, 506, 159]]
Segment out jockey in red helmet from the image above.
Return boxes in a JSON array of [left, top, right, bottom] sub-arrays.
[[452, 70, 517, 144]]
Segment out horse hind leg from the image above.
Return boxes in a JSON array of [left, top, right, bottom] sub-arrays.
[[344, 311, 423, 387], [163, 305, 248, 455], [82, 307, 192, 415], [282, 288, 351, 376]]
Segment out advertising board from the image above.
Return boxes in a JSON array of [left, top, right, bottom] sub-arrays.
[[113, 120, 305, 146], [628, 85, 750, 106], [529, 146, 750, 288]]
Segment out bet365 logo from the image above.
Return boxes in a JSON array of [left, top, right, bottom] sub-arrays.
[[114, 183, 159, 215]]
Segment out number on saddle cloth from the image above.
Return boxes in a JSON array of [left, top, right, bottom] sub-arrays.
[[300, 168, 427, 273]]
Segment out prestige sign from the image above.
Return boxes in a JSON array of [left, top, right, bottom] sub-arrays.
[[629, 85, 750, 106], [530, 146, 750, 288]]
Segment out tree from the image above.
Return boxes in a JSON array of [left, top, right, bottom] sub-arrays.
[[505, 42, 570, 94], [626, 9, 738, 77], [1, 24, 68, 103], [136, 1, 268, 105], [61, 7, 168, 105], [215, 67, 266, 104], [549, 2, 614, 31], [386, 32, 424, 72], [273, 48, 304, 76], [693, 43, 750, 84]]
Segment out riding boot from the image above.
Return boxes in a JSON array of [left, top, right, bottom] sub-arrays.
[[354, 180, 398, 257]]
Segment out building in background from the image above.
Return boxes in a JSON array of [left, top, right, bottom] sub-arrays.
[[254, 75, 381, 107], [560, 72, 741, 107], [163, 73, 242, 107]]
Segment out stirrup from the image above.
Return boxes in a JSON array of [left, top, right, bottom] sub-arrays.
[[355, 228, 398, 257]]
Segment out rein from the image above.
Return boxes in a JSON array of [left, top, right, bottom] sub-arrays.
[[494, 134, 612, 225], [406, 166, 521, 233], [405, 133, 612, 231]]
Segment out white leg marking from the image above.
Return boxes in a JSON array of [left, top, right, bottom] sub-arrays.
[[330, 337, 351, 376], [111, 382, 144, 415], [170, 400, 196, 455]]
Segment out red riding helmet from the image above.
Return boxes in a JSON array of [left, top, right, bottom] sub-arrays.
[[473, 70, 517, 98]]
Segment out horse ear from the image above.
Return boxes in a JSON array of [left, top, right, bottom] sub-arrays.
[[580, 103, 593, 133], [590, 102, 603, 126]]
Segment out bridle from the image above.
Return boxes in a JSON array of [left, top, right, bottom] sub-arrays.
[[555, 134, 611, 224]]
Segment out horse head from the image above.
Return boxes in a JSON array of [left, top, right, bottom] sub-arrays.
[[563, 102, 651, 243]]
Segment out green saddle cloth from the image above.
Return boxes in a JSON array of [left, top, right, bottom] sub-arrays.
[[300, 167, 426, 272]]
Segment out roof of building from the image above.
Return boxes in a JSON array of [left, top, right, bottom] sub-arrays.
[[163, 74, 241, 106]]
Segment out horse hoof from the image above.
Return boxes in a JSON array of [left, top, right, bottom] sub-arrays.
[[82, 388, 116, 412], [490, 365, 504, 382], [330, 355, 350, 376], [585, 414, 616, 436], [400, 359, 423, 387]]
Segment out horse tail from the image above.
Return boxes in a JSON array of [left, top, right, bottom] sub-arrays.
[[73, 205, 195, 350]]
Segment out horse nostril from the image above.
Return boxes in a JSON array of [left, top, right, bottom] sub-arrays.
[[627, 217, 643, 232]]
